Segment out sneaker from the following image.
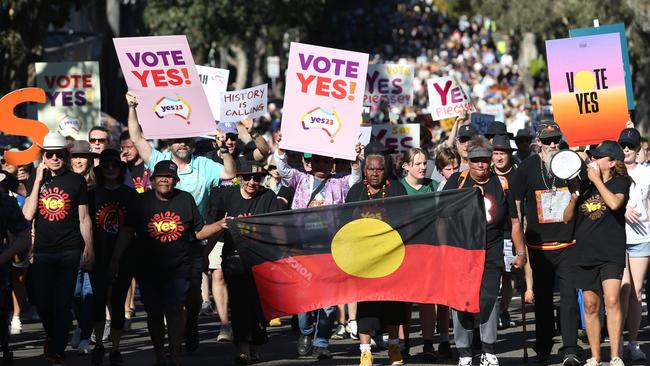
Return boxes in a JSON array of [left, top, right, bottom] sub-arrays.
[[78, 339, 92, 355], [70, 328, 82, 348], [584, 358, 602, 366], [498, 310, 512, 329], [627, 343, 647, 361], [346, 319, 359, 340], [297, 334, 313, 357], [480, 353, 499, 366], [562, 354, 580, 366], [312, 346, 332, 359], [438, 341, 453, 358], [199, 301, 213, 316], [458, 356, 473, 366], [422, 340, 437, 362], [91, 345, 105, 365], [10, 317, 21, 335], [388, 344, 404, 365], [269, 317, 282, 327], [371, 334, 386, 350], [359, 350, 373, 366], [102, 321, 111, 342], [234, 353, 250, 365], [331, 324, 347, 340], [610, 356, 625, 366], [108, 350, 123, 366], [217, 324, 232, 342]]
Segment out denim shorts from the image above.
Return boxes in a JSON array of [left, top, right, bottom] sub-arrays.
[[140, 277, 189, 315], [627, 242, 650, 258]]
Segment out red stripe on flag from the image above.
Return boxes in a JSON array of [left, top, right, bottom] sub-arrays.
[[251, 244, 485, 320]]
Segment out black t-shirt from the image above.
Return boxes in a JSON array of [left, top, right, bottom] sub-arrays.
[[444, 172, 518, 267], [32, 169, 88, 253], [135, 189, 204, 279], [88, 185, 138, 266], [496, 167, 517, 239], [345, 179, 407, 203], [511, 154, 578, 246], [574, 176, 630, 266], [0, 191, 30, 288], [207, 186, 280, 257]]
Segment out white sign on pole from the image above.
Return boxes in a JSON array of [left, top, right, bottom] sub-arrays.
[[196, 65, 230, 121]]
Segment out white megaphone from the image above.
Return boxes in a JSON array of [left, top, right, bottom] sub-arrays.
[[550, 150, 583, 180]]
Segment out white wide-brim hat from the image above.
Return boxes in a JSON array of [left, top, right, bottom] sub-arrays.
[[37, 132, 68, 151]]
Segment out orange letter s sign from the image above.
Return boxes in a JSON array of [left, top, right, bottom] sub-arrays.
[[0, 88, 49, 166]]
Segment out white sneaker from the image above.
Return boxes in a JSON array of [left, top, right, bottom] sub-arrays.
[[345, 319, 359, 340], [584, 357, 602, 366], [10, 317, 21, 335], [78, 339, 91, 355], [330, 324, 347, 340], [458, 356, 473, 366], [610, 356, 625, 366], [627, 343, 647, 361], [102, 320, 111, 342], [217, 324, 232, 342], [70, 328, 82, 348], [480, 353, 499, 366]]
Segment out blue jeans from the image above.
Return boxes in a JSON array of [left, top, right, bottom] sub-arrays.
[[74, 269, 94, 341], [31, 249, 82, 357], [298, 306, 335, 348]]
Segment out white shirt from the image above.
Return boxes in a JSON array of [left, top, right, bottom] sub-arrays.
[[626, 164, 650, 244]]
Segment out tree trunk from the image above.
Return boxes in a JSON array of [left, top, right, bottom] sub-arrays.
[[517, 32, 538, 95]]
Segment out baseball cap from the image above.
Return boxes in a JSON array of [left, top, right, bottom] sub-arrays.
[[536, 121, 562, 139], [458, 125, 478, 139], [236, 157, 267, 176], [151, 160, 180, 180], [587, 140, 625, 162], [217, 121, 238, 135], [618, 128, 641, 149], [467, 146, 493, 159]]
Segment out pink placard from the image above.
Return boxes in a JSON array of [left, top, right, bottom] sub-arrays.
[[280, 42, 368, 160], [113, 35, 216, 139]]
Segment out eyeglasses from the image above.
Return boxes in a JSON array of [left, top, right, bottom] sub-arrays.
[[44, 150, 66, 159], [89, 138, 107, 144], [539, 137, 562, 145], [240, 175, 262, 182]]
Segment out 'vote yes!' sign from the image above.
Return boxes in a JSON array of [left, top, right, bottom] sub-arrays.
[[113, 35, 215, 139]]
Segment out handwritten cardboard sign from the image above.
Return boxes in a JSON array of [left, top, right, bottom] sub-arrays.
[[196, 65, 229, 121], [364, 64, 414, 106], [427, 76, 475, 120], [219, 84, 268, 122], [371, 123, 420, 153]]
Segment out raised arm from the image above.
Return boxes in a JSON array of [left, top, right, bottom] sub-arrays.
[[125, 92, 152, 164], [23, 163, 47, 221], [241, 117, 270, 161]]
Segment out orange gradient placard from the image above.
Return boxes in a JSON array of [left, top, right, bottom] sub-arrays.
[[0, 88, 49, 166], [545, 34, 628, 147]]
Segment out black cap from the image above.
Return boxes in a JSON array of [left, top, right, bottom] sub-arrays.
[[514, 129, 533, 141], [152, 160, 180, 180], [618, 128, 641, 149], [458, 125, 478, 139], [236, 157, 267, 175], [485, 122, 514, 139], [536, 121, 563, 139], [365, 141, 393, 156], [587, 140, 625, 162], [492, 135, 517, 151]]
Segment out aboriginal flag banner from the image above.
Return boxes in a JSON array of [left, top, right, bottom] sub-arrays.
[[229, 188, 486, 320]]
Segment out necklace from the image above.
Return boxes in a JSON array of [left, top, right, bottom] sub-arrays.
[[540, 157, 556, 192], [495, 166, 513, 176], [365, 180, 388, 200]]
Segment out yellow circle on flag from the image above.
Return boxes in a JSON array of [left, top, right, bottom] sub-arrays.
[[331, 218, 405, 278], [575, 70, 596, 92]]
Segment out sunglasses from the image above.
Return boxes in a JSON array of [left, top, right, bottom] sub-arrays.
[[241, 175, 263, 182], [89, 138, 107, 144], [44, 150, 67, 159], [469, 157, 491, 164], [225, 134, 238, 142], [619, 143, 637, 151], [458, 137, 471, 143], [539, 137, 562, 145]]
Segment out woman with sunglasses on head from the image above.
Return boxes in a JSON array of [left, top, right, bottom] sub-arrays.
[[563, 141, 631, 366], [205, 157, 281, 365], [23, 132, 95, 366]]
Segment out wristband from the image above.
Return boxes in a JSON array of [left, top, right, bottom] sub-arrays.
[[516, 251, 526, 257]]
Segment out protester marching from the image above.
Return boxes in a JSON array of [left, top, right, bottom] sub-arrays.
[[1, 3, 650, 366]]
